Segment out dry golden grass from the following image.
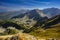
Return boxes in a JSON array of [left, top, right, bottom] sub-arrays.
[[0, 32, 37, 40]]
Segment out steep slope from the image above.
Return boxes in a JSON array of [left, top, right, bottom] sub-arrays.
[[11, 9, 48, 29], [29, 23, 60, 39], [29, 15, 60, 39], [24, 9, 47, 21], [43, 14, 60, 29]]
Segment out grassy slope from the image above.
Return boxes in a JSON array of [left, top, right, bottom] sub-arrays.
[[29, 23, 60, 38]]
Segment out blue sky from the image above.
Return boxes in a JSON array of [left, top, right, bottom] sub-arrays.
[[0, 0, 60, 11]]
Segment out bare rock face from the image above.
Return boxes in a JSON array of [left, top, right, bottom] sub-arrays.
[[0, 33, 37, 40]]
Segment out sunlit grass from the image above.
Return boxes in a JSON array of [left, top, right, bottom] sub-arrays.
[[29, 23, 60, 38]]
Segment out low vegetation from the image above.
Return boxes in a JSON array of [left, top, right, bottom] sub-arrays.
[[29, 23, 60, 39], [0, 15, 60, 40], [0, 27, 19, 35]]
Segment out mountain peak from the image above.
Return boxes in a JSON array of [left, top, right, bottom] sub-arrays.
[[31, 9, 46, 17], [43, 8, 60, 18], [23, 9, 47, 21], [31, 9, 42, 12], [33, 9, 40, 11]]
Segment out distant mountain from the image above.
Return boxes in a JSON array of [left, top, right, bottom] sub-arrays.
[[12, 9, 47, 21], [43, 8, 60, 18], [12, 9, 48, 28], [24, 9, 47, 20], [0, 8, 60, 20], [0, 10, 29, 20], [11, 13, 25, 18], [24, 9, 48, 27]]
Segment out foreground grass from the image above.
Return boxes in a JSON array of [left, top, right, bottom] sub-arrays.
[[0, 32, 37, 40], [29, 23, 60, 39]]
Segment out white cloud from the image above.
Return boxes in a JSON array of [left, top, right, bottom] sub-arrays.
[[39, 2, 50, 5]]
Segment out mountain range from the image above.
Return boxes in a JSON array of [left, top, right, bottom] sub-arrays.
[[43, 8, 60, 18], [0, 9, 29, 20], [0, 8, 60, 39], [0, 8, 60, 20]]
